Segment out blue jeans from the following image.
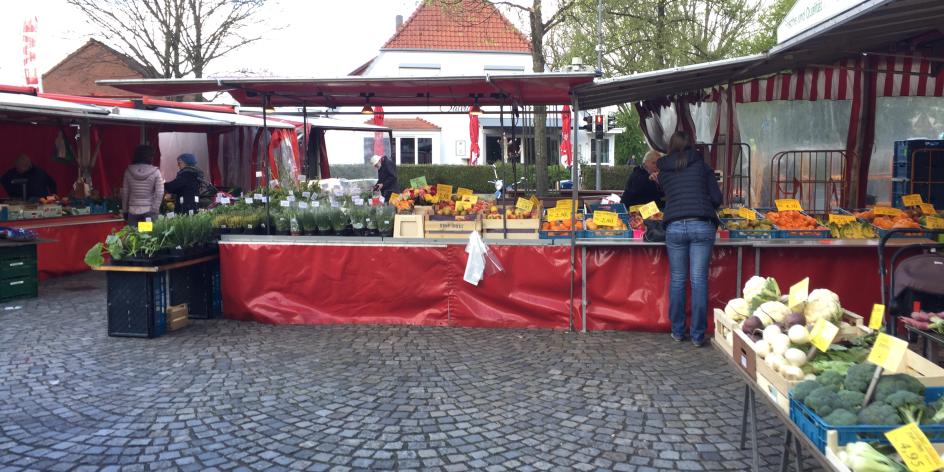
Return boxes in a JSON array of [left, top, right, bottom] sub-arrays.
[[665, 219, 716, 343]]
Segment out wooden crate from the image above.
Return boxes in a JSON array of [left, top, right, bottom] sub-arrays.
[[824, 430, 944, 472], [167, 304, 189, 331], [424, 217, 481, 239], [713, 313, 735, 358], [756, 372, 791, 413], [482, 218, 540, 240], [393, 215, 424, 238], [413, 206, 434, 216]]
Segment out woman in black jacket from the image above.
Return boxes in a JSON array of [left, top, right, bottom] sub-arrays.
[[164, 153, 205, 214], [657, 131, 722, 347]]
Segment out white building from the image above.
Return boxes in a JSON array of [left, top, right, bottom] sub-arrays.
[[323, 0, 618, 167]]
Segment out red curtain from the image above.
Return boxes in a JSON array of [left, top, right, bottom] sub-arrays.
[[8, 216, 124, 279], [559, 105, 572, 166], [372, 106, 385, 157], [207, 131, 222, 186], [469, 114, 480, 165], [0, 123, 76, 198]]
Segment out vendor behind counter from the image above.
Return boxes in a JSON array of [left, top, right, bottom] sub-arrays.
[[1, 155, 57, 201]]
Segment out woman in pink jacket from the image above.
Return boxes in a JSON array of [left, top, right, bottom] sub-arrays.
[[121, 145, 164, 225]]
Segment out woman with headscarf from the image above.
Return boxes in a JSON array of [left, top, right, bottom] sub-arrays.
[[657, 131, 722, 347], [164, 153, 210, 214]]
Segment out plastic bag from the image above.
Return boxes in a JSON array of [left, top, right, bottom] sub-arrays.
[[464, 231, 503, 285]]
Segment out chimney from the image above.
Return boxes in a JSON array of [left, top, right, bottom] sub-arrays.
[[395, 15, 403, 30]]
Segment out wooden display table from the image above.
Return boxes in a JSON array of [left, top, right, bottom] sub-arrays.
[[93, 254, 221, 338]]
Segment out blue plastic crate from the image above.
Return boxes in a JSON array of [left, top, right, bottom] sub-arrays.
[[789, 387, 944, 452], [720, 209, 775, 239], [581, 213, 633, 239], [872, 226, 930, 240], [539, 230, 575, 240], [586, 203, 628, 214]]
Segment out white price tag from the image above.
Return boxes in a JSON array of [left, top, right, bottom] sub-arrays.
[[287, 195, 296, 202], [313, 201, 320, 207], [280, 200, 290, 208], [255, 171, 263, 178], [260, 196, 268, 203], [299, 175, 307, 182], [194, 196, 200, 203], [244, 198, 253, 205], [253, 193, 263, 200], [298, 202, 309, 209], [166, 212, 175, 218], [331, 201, 339, 208], [220, 197, 231, 205], [302, 192, 311, 198], [353, 198, 364, 206]]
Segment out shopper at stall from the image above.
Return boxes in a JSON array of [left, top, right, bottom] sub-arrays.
[[165, 153, 210, 214], [1, 154, 57, 200], [121, 145, 164, 225], [621, 150, 664, 207], [370, 154, 399, 201], [657, 131, 722, 347]]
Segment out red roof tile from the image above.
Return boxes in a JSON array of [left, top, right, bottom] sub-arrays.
[[365, 117, 441, 131], [383, 0, 531, 53]]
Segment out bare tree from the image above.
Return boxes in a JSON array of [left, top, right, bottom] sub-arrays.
[[67, 0, 268, 79]]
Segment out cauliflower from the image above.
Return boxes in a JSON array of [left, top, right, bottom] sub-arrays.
[[744, 276, 781, 311], [754, 301, 791, 324], [804, 288, 843, 324], [724, 298, 750, 322]]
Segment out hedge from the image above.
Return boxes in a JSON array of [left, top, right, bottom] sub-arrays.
[[328, 164, 632, 193]]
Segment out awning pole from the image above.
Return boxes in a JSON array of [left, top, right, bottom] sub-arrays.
[[570, 96, 580, 333], [263, 95, 271, 235], [302, 105, 309, 180]]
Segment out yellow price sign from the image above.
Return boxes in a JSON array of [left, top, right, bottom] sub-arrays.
[[775, 199, 803, 212], [809, 318, 839, 352], [902, 194, 924, 207], [885, 423, 944, 472], [629, 205, 642, 214], [516, 197, 534, 213], [137, 221, 153, 232], [456, 187, 473, 197], [555, 199, 573, 209], [546, 207, 571, 221], [639, 201, 660, 219], [788, 277, 809, 311], [868, 332, 909, 372], [436, 184, 453, 199], [388, 193, 400, 205], [925, 216, 944, 229], [529, 195, 540, 209], [918, 203, 937, 215], [869, 303, 885, 330], [738, 207, 757, 221], [828, 213, 856, 225], [874, 206, 902, 216], [461, 195, 478, 204], [720, 208, 739, 217], [593, 210, 620, 227], [455, 201, 471, 212]]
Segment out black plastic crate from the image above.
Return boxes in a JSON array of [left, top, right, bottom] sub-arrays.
[[106, 272, 166, 338], [893, 139, 944, 208]]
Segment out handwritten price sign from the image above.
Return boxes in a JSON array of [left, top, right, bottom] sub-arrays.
[[809, 319, 839, 352], [902, 194, 924, 207], [516, 197, 534, 213], [775, 199, 803, 212], [738, 207, 757, 221], [874, 206, 902, 216], [885, 423, 944, 472], [593, 211, 619, 227], [869, 303, 885, 330], [639, 201, 660, 219], [868, 332, 909, 372], [546, 207, 571, 221], [828, 213, 856, 225], [456, 187, 473, 197], [925, 216, 944, 229], [436, 184, 453, 199]]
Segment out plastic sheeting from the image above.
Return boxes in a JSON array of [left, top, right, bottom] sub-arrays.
[[8, 216, 124, 280], [868, 97, 944, 204]]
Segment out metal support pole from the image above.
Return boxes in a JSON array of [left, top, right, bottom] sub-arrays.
[[262, 96, 272, 235], [778, 429, 792, 472], [736, 246, 743, 297], [569, 97, 580, 333], [739, 385, 750, 449], [302, 105, 309, 180], [750, 389, 759, 472], [595, 122, 602, 190], [754, 247, 761, 276], [581, 246, 587, 333], [792, 436, 803, 472]]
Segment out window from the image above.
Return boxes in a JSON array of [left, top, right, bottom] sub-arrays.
[[484, 65, 525, 74], [399, 138, 416, 164], [363, 137, 393, 164], [417, 138, 433, 164], [590, 138, 610, 164], [399, 64, 441, 77]]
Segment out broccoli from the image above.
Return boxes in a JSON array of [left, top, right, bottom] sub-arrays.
[[838, 390, 866, 411], [857, 402, 901, 425], [927, 397, 944, 423], [823, 408, 858, 426], [844, 362, 877, 393], [884, 391, 927, 424], [874, 374, 925, 402], [816, 370, 845, 391], [791, 379, 821, 403], [804, 387, 843, 417]]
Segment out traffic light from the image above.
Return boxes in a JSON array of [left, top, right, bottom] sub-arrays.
[[580, 114, 593, 132], [594, 114, 605, 139]]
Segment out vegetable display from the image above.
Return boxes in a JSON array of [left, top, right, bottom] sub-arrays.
[[765, 210, 826, 230]]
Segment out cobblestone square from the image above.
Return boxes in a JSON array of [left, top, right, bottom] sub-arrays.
[[0, 273, 822, 471]]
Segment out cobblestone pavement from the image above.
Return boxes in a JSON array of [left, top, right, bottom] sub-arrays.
[[0, 272, 824, 471]]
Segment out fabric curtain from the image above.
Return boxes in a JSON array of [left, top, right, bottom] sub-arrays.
[[469, 114, 480, 165], [559, 105, 572, 166]]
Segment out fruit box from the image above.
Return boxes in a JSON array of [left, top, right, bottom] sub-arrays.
[[393, 214, 424, 238], [712, 311, 735, 358], [482, 218, 540, 240], [424, 216, 481, 239], [167, 304, 189, 331]]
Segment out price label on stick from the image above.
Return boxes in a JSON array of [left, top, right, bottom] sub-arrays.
[[593, 211, 619, 227], [869, 303, 885, 330], [738, 207, 757, 221], [828, 213, 856, 225], [302, 191, 311, 198], [885, 423, 944, 472], [874, 206, 902, 216], [516, 197, 534, 213], [529, 195, 540, 209], [902, 194, 924, 207], [298, 202, 308, 209], [547, 207, 571, 221], [788, 277, 809, 311], [280, 200, 290, 208], [556, 199, 573, 209], [919, 203, 937, 215], [409, 176, 428, 188], [253, 193, 263, 200], [436, 184, 453, 199], [925, 216, 944, 229], [456, 187, 473, 197], [775, 199, 803, 212], [244, 198, 253, 205], [809, 318, 839, 352], [868, 332, 909, 372], [461, 195, 478, 204], [455, 201, 471, 212], [639, 201, 660, 219], [137, 221, 153, 232]]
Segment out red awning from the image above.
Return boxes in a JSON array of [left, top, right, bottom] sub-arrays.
[[97, 73, 595, 107]]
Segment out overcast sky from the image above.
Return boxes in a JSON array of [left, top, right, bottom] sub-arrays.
[[0, 0, 483, 85]]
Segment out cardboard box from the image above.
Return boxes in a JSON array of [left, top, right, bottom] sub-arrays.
[[167, 304, 189, 331], [713, 312, 734, 358], [393, 214, 424, 238], [732, 329, 757, 380]]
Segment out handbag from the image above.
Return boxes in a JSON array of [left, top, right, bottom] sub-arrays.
[[643, 219, 666, 242]]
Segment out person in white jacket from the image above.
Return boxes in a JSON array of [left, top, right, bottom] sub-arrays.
[[121, 145, 164, 225]]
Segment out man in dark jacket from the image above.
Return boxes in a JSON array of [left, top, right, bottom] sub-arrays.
[[622, 150, 664, 208], [164, 153, 206, 214], [1, 155, 57, 200], [370, 155, 399, 201]]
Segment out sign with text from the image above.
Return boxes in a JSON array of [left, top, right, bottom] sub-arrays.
[[809, 318, 839, 352], [874, 206, 902, 216], [547, 207, 571, 221], [902, 194, 924, 207], [436, 184, 453, 199], [639, 201, 660, 220], [137, 221, 153, 232], [409, 176, 428, 188], [515, 197, 534, 213], [869, 303, 885, 330], [456, 187, 473, 197], [788, 277, 809, 311], [461, 195, 478, 204], [828, 213, 856, 225], [919, 203, 937, 215], [738, 207, 757, 221], [885, 423, 944, 472], [868, 332, 909, 372], [593, 211, 619, 227], [925, 216, 944, 229], [775, 199, 803, 212]]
